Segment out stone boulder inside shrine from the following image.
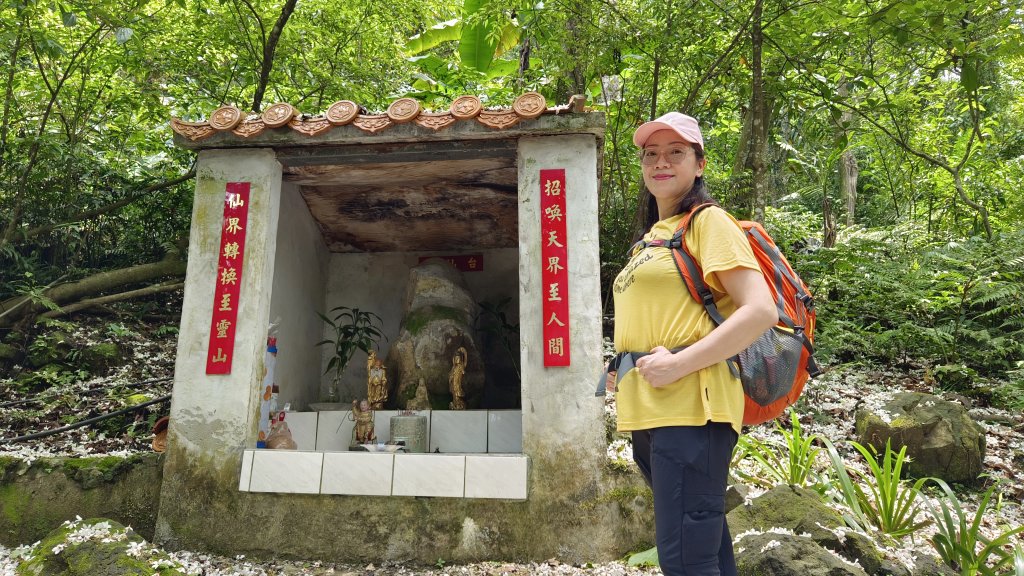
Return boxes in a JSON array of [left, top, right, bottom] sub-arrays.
[[386, 259, 485, 409]]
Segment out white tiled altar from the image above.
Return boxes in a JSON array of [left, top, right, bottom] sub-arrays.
[[242, 409, 527, 498]]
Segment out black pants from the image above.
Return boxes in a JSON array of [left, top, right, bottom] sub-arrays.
[[632, 423, 738, 576]]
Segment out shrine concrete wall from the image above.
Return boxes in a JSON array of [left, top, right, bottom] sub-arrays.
[[157, 148, 283, 541], [516, 134, 605, 455], [268, 183, 329, 413]]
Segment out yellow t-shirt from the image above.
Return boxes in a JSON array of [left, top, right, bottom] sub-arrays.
[[612, 206, 760, 434]]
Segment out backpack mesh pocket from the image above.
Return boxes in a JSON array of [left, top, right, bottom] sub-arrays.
[[737, 326, 803, 407]]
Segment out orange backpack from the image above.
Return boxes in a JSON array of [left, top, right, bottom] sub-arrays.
[[671, 204, 820, 425]]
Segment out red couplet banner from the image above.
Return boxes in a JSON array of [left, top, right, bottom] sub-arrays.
[[206, 182, 251, 374], [540, 169, 570, 367]]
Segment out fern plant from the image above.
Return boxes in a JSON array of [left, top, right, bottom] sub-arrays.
[[804, 227, 1024, 378]]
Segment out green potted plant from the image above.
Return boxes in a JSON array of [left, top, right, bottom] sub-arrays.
[[316, 306, 387, 402]]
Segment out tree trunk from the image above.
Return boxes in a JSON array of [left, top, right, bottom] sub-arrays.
[[251, 0, 299, 113], [748, 0, 767, 223], [39, 281, 184, 320], [823, 193, 837, 248], [0, 252, 186, 328], [840, 150, 858, 226]]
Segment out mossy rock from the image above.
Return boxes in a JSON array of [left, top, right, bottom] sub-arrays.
[[727, 485, 844, 543], [15, 517, 185, 576], [727, 485, 884, 573], [0, 342, 22, 362], [908, 553, 957, 576], [61, 455, 149, 490], [403, 306, 469, 337], [80, 343, 123, 373], [734, 532, 868, 576], [855, 392, 985, 483]]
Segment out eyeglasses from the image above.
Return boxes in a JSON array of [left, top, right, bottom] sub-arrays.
[[639, 147, 694, 166]]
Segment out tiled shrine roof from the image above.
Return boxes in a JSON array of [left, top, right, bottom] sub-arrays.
[[170, 92, 589, 144]]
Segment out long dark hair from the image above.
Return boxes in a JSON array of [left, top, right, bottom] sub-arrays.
[[632, 146, 716, 242]]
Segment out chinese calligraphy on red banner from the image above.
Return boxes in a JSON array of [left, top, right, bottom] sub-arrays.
[[540, 169, 570, 366], [206, 182, 250, 374]]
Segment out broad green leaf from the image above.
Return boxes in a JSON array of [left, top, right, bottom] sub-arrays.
[[459, 0, 497, 73], [961, 58, 979, 93], [406, 19, 461, 55], [627, 546, 659, 567], [485, 58, 519, 79], [494, 21, 521, 56]]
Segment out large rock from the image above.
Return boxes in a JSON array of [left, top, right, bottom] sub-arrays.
[[727, 485, 884, 574], [387, 260, 484, 409], [734, 532, 868, 576], [728, 485, 842, 543], [80, 342, 124, 373], [15, 517, 185, 576], [855, 392, 985, 483], [908, 553, 957, 576]]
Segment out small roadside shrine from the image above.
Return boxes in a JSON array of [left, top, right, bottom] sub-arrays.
[[156, 94, 637, 563]]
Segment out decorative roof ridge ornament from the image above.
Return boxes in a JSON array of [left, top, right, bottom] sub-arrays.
[[169, 93, 579, 141], [209, 105, 243, 131], [450, 95, 482, 120], [387, 98, 421, 123], [262, 103, 297, 128]]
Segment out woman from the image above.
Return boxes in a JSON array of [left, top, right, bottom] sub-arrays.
[[608, 112, 777, 576]]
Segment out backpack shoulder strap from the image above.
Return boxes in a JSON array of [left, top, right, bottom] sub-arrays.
[[670, 203, 727, 326]]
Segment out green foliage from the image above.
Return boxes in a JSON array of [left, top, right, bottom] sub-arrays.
[[923, 479, 1024, 575], [626, 546, 658, 567], [763, 206, 824, 255], [105, 322, 135, 338], [315, 306, 387, 384], [154, 324, 179, 337], [992, 366, 1024, 410], [732, 410, 821, 490], [800, 227, 1024, 377], [822, 438, 931, 541]]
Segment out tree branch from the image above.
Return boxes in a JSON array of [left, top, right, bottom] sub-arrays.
[[681, 8, 754, 112], [251, 0, 298, 113], [0, 252, 186, 328], [2, 24, 106, 248], [39, 281, 184, 320], [23, 169, 196, 241]]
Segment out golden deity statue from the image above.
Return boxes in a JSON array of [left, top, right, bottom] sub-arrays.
[[367, 350, 388, 409], [351, 399, 376, 445], [449, 346, 467, 410]]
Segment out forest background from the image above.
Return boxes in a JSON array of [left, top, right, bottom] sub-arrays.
[[0, 0, 1022, 407]]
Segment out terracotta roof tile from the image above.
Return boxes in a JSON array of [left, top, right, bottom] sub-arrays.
[[171, 92, 583, 142]]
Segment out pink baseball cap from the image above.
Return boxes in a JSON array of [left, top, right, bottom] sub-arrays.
[[633, 112, 704, 152]]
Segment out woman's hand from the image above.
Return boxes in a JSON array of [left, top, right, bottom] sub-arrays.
[[605, 371, 617, 393], [636, 346, 683, 387]]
